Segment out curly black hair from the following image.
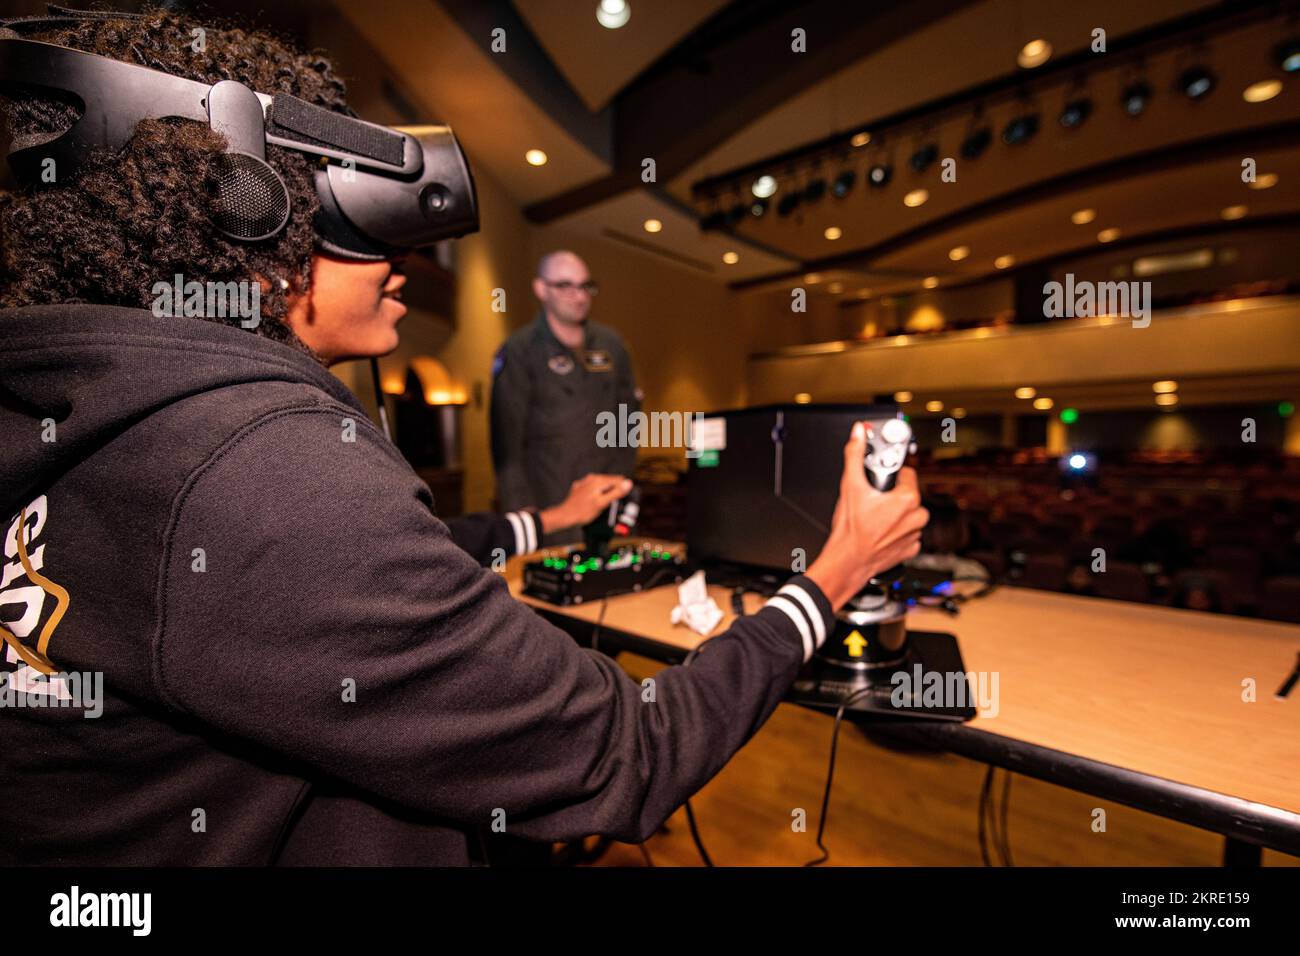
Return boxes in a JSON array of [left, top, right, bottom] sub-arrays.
[[0, 6, 351, 347]]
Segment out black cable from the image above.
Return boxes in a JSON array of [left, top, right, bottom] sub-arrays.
[[683, 800, 714, 868], [977, 765, 1016, 866], [999, 770, 1015, 866], [978, 765, 995, 866], [803, 684, 874, 867], [676, 644, 715, 867], [987, 768, 1005, 865], [592, 593, 610, 657], [588, 565, 678, 656]]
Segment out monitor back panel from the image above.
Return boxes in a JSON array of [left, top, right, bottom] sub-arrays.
[[686, 404, 896, 572]]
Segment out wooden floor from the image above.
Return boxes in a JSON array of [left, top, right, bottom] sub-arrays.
[[584, 653, 1300, 868]]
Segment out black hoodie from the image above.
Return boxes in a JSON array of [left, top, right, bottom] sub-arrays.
[[0, 304, 835, 865]]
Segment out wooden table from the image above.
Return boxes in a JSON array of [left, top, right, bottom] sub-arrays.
[[507, 543, 1300, 859]]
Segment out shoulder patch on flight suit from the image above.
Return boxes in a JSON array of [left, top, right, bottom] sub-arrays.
[[548, 354, 575, 375], [491, 346, 506, 378], [582, 349, 613, 372]]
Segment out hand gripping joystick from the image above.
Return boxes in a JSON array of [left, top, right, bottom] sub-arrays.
[[864, 418, 916, 491], [810, 417, 919, 677]]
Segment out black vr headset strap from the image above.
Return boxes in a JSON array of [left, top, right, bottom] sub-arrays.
[[264, 94, 419, 176], [0, 37, 208, 185]]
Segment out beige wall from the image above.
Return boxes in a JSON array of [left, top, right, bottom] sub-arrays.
[[434, 165, 534, 512], [528, 229, 743, 423], [332, 159, 534, 514]]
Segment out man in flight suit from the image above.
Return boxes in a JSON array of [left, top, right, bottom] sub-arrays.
[[490, 250, 640, 543]]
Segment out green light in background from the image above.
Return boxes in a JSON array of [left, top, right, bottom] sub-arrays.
[[1060, 407, 1079, 424], [1280, 401, 1295, 418]]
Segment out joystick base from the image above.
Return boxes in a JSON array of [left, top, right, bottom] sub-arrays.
[[788, 630, 976, 722]]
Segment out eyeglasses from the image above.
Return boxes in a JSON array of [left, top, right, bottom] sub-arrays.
[[539, 279, 599, 296]]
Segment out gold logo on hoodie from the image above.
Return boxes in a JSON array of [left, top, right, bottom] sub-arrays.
[[0, 502, 69, 676]]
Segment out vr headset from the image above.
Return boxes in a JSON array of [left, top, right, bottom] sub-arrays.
[[0, 6, 479, 259]]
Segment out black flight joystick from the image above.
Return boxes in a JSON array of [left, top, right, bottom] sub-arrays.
[[814, 418, 918, 679], [582, 485, 641, 560]]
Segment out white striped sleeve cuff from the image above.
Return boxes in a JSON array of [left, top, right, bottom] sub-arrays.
[[761, 576, 835, 663], [503, 509, 539, 556]]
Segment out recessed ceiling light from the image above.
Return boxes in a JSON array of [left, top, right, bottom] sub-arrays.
[[643, 219, 662, 233], [1249, 172, 1279, 190], [525, 149, 548, 166], [824, 226, 842, 240], [722, 251, 739, 265], [1033, 397, 1054, 410], [948, 245, 970, 261], [1097, 227, 1121, 243], [751, 175, 778, 199], [1152, 380, 1178, 393], [1017, 39, 1052, 69], [596, 0, 630, 30], [827, 282, 844, 294], [1221, 205, 1248, 221], [804, 273, 822, 284], [903, 188, 929, 207], [1243, 79, 1282, 103], [1071, 208, 1096, 225], [894, 390, 914, 403], [850, 131, 871, 148], [952, 407, 967, 419], [994, 254, 1016, 269], [926, 400, 944, 412], [856, 288, 872, 298], [794, 392, 812, 404], [922, 276, 939, 289], [1155, 392, 1178, 407], [1015, 386, 1036, 399]]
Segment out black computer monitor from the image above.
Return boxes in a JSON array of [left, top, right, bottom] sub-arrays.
[[686, 403, 897, 573]]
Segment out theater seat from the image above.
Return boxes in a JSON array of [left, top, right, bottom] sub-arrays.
[[1018, 553, 1067, 591], [1259, 576, 1300, 624], [1092, 562, 1152, 603]]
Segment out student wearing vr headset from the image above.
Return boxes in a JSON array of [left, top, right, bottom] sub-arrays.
[[0, 6, 928, 866]]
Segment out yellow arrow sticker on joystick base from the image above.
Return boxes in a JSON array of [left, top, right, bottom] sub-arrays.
[[844, 629, 868, 658]]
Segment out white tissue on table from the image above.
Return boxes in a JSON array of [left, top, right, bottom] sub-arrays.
[[670, 570, 724, 636]]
